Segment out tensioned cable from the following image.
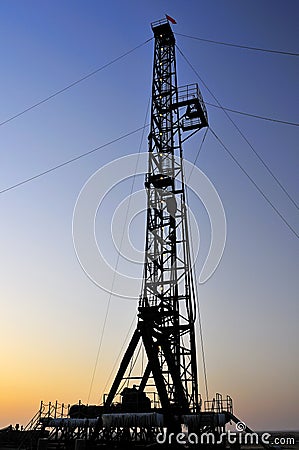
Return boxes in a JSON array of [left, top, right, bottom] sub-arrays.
[[115, 341, 143, 397], [2, 32, 294, 135], [176, 32, 299, 56], [87, 97, 151, 403], [187, 128, 208, 181], [101, 100, 152, 400], [125, 340, 143, 389], [0, 124, 149, 195], [100, 109, 208, 403], [101, 314, 136, 398], [186, 128, 210, 400], [0, 37, 153, 128], [205, 102, 299, 127], [210, 127, 299, 239], [1, 41, 296, 196], [176, 45, 299, 211], [191, 248, 210, 402]]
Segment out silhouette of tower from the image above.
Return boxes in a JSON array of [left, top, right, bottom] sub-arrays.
[[105, 18, 208, 417]]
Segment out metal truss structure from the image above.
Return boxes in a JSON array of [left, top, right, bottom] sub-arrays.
[[11, 18, 262, 450], [104, 19, 208, 421]]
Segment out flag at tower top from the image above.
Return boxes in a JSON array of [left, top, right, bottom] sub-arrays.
[[165, 14, 177, 24]]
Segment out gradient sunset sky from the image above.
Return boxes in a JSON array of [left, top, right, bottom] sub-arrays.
[[0, 0, 298, 431]]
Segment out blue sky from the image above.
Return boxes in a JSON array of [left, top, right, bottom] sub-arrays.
[[0, 0, 298, 430]]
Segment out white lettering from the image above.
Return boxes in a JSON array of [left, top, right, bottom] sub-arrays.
[[188, 433, 198, 444], [168, 432, 174, 444], [201, 432, 215, 445], [176, 432, 186, 444], [216, 432, 226, 444], [261, 433, 270, 445], [244, 433, 258, 445], [156, 431, 167, 444], [227, 432, 237, 444]]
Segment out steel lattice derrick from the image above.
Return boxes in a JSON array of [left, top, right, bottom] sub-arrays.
[[139, 19, 206, 413], [105, 18, 208, 417]]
